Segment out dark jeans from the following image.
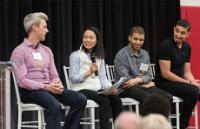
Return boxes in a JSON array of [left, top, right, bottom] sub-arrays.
[[19, 88, 87, 129], [80, 89, 123, 129], [119, 85, 173, 102], [156, 81, 199, 129]]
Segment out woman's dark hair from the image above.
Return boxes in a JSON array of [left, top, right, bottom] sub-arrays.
[[82, 26, 105, 59]]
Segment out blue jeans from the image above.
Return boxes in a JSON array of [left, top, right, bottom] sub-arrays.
[[19, 88, 87, 129]]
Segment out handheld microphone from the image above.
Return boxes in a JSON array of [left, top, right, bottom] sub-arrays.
[[90, 53, 98, 76]]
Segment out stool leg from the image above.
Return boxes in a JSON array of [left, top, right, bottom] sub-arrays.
[[18, 109, 22, 129], [194, 105, 198, 129], [135, 104, 139, 116], [38, 110, 42, 129], [90, 107, 95, 129], [176, 102, 180, 129]]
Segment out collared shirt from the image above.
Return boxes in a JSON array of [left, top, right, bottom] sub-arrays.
[[155, 37, 191, 81], [10, 38, 60, 90], [69, 49, 112, 91], [114, 44, 152, 83]]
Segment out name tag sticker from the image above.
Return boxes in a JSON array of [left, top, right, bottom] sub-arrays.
[[139, 63, 149, 72], [32, 52, 42, 60]]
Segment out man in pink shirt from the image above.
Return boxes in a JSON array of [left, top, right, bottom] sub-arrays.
[[10, 12, 87, 129]]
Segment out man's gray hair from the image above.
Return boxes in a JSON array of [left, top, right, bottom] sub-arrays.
[[23, 12, 48, 33]]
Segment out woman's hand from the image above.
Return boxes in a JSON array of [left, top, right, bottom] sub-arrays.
[[90, 63, 98, 74], [84, 63, 98, 77]]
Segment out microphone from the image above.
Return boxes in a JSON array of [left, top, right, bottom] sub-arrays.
[[90, 53, 98, 76]]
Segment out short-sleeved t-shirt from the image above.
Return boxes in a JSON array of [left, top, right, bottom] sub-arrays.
[[155, 37, 191, 82]]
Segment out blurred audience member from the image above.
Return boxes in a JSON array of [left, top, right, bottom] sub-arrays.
[[114, 111, 141, 129], [141, 114, 172, 129], [140, 94, 171, 118]]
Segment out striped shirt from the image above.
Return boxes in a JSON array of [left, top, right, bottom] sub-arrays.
[[114, 44, 152, 83]]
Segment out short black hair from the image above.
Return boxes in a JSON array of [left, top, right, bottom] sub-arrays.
[[129, 26, 145, 36], [140, 94, 171, 118], [176, 19, 191, 32]]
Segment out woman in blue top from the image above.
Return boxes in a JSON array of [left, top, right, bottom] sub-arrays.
[[69, 26, 122, 129]]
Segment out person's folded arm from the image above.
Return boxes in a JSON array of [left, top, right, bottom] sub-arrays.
[[159, 60, 190, 83]]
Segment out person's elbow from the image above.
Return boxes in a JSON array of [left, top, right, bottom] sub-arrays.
[[161, 70, 170, 79], [70, 76, 84, 84], [16, 75, 26, 87]]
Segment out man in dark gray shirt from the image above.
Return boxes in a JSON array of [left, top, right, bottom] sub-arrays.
[[114, 26, 172, 103]]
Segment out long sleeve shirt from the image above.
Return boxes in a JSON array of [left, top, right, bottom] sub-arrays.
[[10, 38, 60, 90], [114, 44, 152, 83], [69, 49, 112, 91]]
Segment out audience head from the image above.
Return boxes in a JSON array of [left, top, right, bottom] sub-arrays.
[[82, 26, 104, 59], [24, 12, 48, 34], [140, 94, 171, 118], [141, 114, 172, 129], [173, 19, 190, 44], [128, 26, 145, 52], [114, 111, 141, 129]]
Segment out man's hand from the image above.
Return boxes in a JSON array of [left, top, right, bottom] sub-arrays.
[[44, 83, 60, 94], [195, 79, 200, 83], [123, 78, 142, 88], [52, 81, 64, 94], [44, 81, 64, 94], [142, 82, 155, 88], [191, 80, 200, 89]]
